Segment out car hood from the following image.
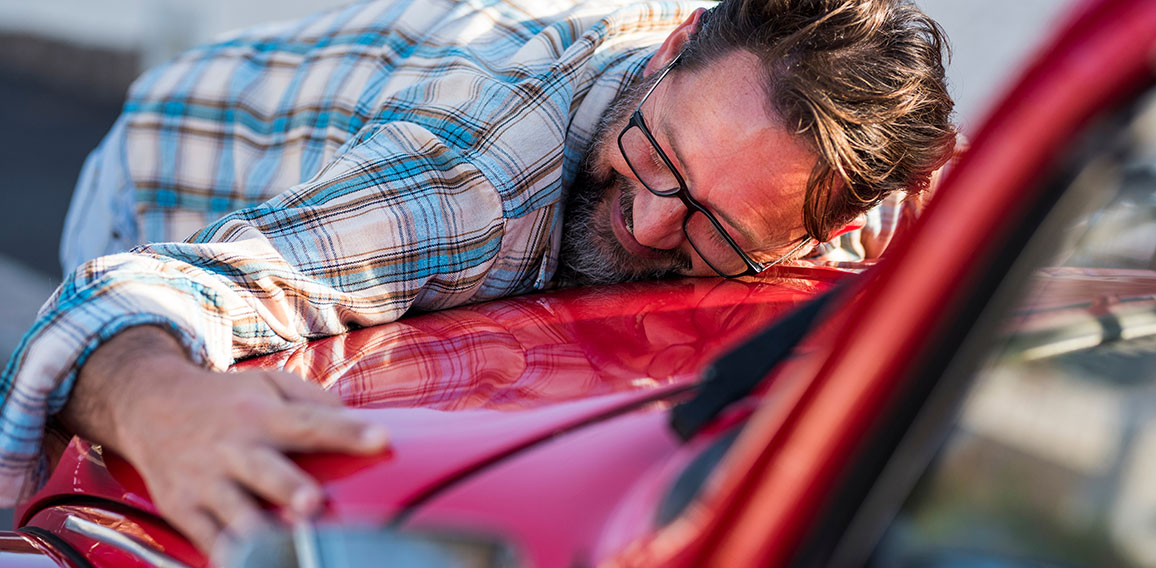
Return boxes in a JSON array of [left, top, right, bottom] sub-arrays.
[[19, 267, 848, 524], [16, 266, 1156, 567]]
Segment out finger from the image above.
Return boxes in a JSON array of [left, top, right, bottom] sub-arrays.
[[227, 447, 323, 518], [204, 481, 267, 541], [260, 370, 343, 406], [169, 507, 221, 556], [264, 404, 389, 455]]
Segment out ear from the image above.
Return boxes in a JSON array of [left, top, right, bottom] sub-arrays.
[[643, 8, 707, 76]]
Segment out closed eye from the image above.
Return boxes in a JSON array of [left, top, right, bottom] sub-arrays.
[[647, 143, 669, 172]]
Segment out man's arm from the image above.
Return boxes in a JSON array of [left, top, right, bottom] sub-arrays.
[[58, 325, 389, 553], [0, 93, 553, 556], [0, 121, 520, 552]]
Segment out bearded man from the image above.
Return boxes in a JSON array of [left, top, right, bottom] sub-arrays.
[[2, 0, 955, 552]]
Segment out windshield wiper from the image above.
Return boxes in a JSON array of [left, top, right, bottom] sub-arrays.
[[670, 280, 849, 441]]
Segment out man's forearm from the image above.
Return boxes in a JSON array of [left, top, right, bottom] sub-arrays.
[[57, 325, 199, 457]]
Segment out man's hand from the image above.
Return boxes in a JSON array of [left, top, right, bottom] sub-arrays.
[[57, 326, 390, 554]]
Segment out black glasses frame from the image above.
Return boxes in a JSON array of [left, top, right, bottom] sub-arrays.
[[616, 54, 810, 277]]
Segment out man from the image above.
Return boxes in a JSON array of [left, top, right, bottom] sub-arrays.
[[1, 0, 955, 553]]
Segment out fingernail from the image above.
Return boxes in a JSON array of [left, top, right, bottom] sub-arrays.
[[360, 425, 389, 449], [291, 487, 320, 515]]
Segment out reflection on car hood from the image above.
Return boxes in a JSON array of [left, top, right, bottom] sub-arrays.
[[21, 268, 848, 522], [236, 270, 845, 411]]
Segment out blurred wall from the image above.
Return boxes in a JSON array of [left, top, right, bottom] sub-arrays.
[[918, 0, 1080, 133], [0, 0, 350, 66]]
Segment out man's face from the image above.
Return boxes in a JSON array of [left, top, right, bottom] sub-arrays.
[[560, 51, 819, 285]]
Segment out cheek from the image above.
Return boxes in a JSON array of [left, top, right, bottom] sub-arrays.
[[682, 256, 720, 277], [585, 131, 624, 178], [596, 138, 635, 183], [613, 154, 642, 189]]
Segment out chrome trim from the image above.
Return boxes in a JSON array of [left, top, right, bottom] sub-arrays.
[[293, 520, 322, 568], [63, 515, 191, 568]]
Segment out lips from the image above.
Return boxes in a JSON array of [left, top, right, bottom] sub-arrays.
[[608, 187, 667, 261]]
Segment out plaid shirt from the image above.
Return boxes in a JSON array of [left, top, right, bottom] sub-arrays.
[[0, 0, 926, 503], [0, 0, 709, 503]]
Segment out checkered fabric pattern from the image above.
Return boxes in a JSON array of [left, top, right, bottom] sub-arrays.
[[0, 0, 928, 504], [0, 0, 707, 504]]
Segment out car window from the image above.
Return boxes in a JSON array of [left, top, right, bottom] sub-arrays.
[[871, 90, 1156, 568]]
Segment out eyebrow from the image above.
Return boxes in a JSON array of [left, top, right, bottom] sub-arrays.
[[658, 118, 764, 250]]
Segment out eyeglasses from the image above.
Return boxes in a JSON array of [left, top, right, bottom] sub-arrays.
[[617, 54, 811, 277]]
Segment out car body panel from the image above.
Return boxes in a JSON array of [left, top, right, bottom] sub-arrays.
[[392, 269, 1156, 567], [17, 270, 846, 566], [611, 0, 1156, 565], [402, 409, 682, 567], [23, 506, 199, 568], [25, 270, 1148, 568]]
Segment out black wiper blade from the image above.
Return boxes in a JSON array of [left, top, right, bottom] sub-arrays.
[[669, 281, 848, 441]]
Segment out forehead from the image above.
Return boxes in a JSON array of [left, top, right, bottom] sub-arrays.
[[657, 51, 817, 250]]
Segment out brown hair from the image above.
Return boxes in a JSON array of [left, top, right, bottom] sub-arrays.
[[679, 0, 956, 241]]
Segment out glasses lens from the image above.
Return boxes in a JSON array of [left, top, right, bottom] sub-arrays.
[[685, 211, 749, 277], [620, 124, 681, 196]]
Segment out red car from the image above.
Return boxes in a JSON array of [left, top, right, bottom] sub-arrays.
[[4, 0, 1156, 566]]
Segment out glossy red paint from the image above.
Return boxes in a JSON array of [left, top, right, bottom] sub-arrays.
[[233, 270, 843, 410], [64, 386, 690, 524], [607, 0, 1156, 565], [402, 398, 764, 566], [17, 269, 846, 566], [370, 268, 1156, 567], [402, 408, 682, 566], [22, 505, 202, 567]]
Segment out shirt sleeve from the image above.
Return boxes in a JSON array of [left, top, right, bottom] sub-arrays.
[[0, 119, 525, 504]]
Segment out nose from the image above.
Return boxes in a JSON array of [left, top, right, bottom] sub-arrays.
[[630, 189, 686, 250]]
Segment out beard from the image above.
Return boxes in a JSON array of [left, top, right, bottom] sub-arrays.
[[555, 72, 691, 287]]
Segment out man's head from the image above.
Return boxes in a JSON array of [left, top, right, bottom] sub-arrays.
[[559, 0, 956, 285]]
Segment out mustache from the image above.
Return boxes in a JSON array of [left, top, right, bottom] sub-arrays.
[[616, 174, 636, 231], [557, 167, 690, 286]]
